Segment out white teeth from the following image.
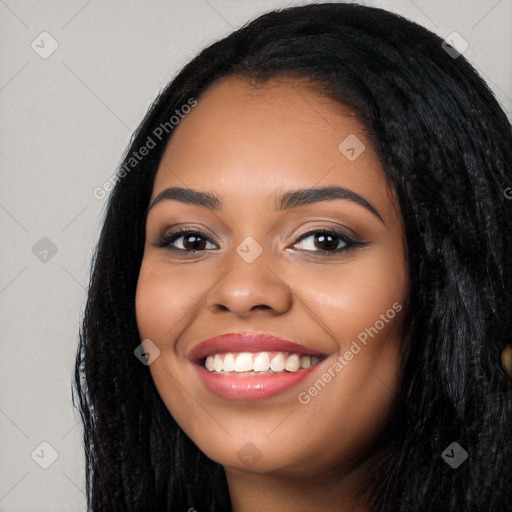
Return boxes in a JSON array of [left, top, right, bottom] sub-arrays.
[[270, 354, 285, 372], [223, 353, 235, 372], [213, 354, 223, 373], [204, 351, 322, 373], [253, 352, 270, 372], [300, 355, 311, 369], [284, 354, 300, 372], [234, 352, 253, 372]]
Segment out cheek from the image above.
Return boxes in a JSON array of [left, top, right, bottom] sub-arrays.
[[135, 259, 199, 343], [285, 250, 407, 355], [134, 260, 202, 423]]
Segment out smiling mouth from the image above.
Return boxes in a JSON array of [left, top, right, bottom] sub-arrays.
[[202, 351, 324, 374], [189, 333, 329, 400]]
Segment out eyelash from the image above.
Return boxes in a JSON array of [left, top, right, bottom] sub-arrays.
[[155, 228, 367, 255]]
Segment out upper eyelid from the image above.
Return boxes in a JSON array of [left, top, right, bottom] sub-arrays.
[[156, 228, 218, 247]]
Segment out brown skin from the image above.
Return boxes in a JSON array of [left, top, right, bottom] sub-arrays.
[[135, 77, 409, 512]]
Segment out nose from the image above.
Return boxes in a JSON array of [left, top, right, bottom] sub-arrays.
[[205, 246, 293, 318]]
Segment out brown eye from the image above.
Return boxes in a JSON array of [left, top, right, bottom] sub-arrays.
[[181, 234, 208, 251], [156, 230, 217, 252], [314, 233, 342, 251], [292, 230, 364, 254]]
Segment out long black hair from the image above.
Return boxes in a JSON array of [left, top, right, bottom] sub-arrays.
[[74, 2, 512, 510]]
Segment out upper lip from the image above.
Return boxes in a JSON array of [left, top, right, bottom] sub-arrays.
[[188, 332, 327, 363]]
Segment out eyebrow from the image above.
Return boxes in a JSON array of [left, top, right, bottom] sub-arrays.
[[147, 185, 384, 222]]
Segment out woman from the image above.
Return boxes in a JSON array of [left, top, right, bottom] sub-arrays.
[[74, 3, 512, 511]]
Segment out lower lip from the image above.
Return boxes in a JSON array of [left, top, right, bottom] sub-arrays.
[[194, 361, 323, 400]]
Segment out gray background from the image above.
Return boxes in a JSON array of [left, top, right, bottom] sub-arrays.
[[0, 0, 510, 510]]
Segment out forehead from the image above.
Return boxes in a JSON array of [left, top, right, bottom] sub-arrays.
[[151, 76, 396, 220]]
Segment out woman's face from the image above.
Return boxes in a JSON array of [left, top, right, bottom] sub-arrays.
[[135, 77, 408, 481]]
